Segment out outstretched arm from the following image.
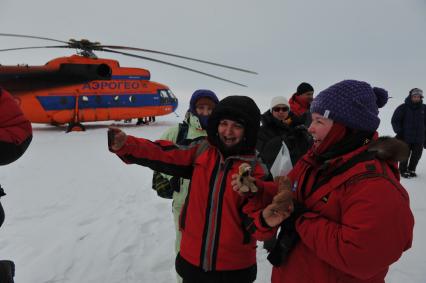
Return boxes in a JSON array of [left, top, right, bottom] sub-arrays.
[[108, 126, 204, 179]]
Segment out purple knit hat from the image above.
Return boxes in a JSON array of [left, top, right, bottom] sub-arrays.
[[310, 80, 388, 132]]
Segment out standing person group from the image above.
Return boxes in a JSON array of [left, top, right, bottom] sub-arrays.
[[151, 89, 219, 282], [109, 96, 278, 283], [109, 80, 415, 283], [391, 87, 426, 178], [0, 87, 33, 283]]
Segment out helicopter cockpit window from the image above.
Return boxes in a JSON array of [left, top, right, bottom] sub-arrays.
[[167, 90, 177, 100], [159, 90, 171, 104]]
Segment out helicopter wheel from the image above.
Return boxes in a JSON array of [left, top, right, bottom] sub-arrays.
[[66, 122, 86, 132]]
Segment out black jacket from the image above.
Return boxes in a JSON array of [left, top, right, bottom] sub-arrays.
[[391, 95, 426, 145], [256, 111, 312, 170]]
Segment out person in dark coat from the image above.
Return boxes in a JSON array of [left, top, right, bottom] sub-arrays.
[[256, 96, 312, 178], [256, 96, 312, 251], [391, 87, 426, 178], [0, 87, 33, 283]]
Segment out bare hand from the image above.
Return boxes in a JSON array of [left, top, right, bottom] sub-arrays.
[[108, 126, 127, 151], [262, 189, 294, 227], [276, 176, 292, 193]]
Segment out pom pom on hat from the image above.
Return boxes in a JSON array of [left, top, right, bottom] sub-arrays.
[[373, 87, 388, 108]]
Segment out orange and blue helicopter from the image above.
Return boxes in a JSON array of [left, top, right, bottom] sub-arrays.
[[0, 33, 256, 132]]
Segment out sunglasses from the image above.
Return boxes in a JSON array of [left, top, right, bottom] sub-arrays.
[[272, 106, 289, 112]]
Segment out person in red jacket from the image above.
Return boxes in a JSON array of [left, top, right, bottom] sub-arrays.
[[0, 87, 33, 283], [234, 80, 415, 283], [289, 82, 314, 126], [109, 96, 278, 283]]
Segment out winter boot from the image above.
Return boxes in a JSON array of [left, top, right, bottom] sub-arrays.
[[400, 171, 411, 178], [0, 260, 15, 283], [408, 171, 417, 178]]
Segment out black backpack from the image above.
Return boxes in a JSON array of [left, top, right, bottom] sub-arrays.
[[151, 122, 189, 199]]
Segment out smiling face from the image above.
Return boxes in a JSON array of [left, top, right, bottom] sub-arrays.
[[308, 113, 334, 148], [217, 119, 245, 148]]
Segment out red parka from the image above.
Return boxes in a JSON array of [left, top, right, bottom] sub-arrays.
[[0, 87, 32, 165], [271, 136, 414, 283], [289, 93, 310, 117], [113, 136, 277, 271]]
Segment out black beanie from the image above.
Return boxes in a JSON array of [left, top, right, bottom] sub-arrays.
[[296, 82, 314, 95], [207, 96, 260, 150]]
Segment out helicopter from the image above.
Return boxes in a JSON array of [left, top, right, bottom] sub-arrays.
[[0, 33, 257, 132]]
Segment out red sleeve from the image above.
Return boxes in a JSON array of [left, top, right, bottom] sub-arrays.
[[112, 135, 205, 179], [296, 177, 414, 280], [0, 88, 32, 144], [242, 179, 279, 240]]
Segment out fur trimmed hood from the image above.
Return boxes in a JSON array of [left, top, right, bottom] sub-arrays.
[[368, 136, 409, 162]]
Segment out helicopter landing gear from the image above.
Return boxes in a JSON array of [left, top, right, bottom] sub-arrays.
[[136, 116, 156, 125], [66, 122, 86, 132], [136, 118, 148, 125]]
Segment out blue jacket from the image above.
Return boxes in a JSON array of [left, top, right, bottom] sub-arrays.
[[391, 95, 426, 144]]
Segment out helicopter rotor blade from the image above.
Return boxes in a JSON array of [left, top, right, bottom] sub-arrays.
[[0, 45, 70, 52], [0, 33, 68, 44], [100, 48, 248, 87], [100, 45, 257, 75]]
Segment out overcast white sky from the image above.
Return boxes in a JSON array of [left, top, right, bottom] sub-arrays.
[[1, 0, 426, 101]]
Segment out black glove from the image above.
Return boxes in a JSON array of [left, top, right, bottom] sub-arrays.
[[169, 176, 181, 193], [267, 201, 307, 267]]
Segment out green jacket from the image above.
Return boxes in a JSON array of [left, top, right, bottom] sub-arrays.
[[159, 111, 207, 209]]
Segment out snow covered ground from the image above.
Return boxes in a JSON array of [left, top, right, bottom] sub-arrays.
[[0, 93, 425, 283]]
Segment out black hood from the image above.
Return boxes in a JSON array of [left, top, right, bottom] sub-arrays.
[[207, 96, 260, 154]]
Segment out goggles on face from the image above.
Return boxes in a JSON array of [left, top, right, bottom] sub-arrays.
[[272, 106, 289, 112]]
